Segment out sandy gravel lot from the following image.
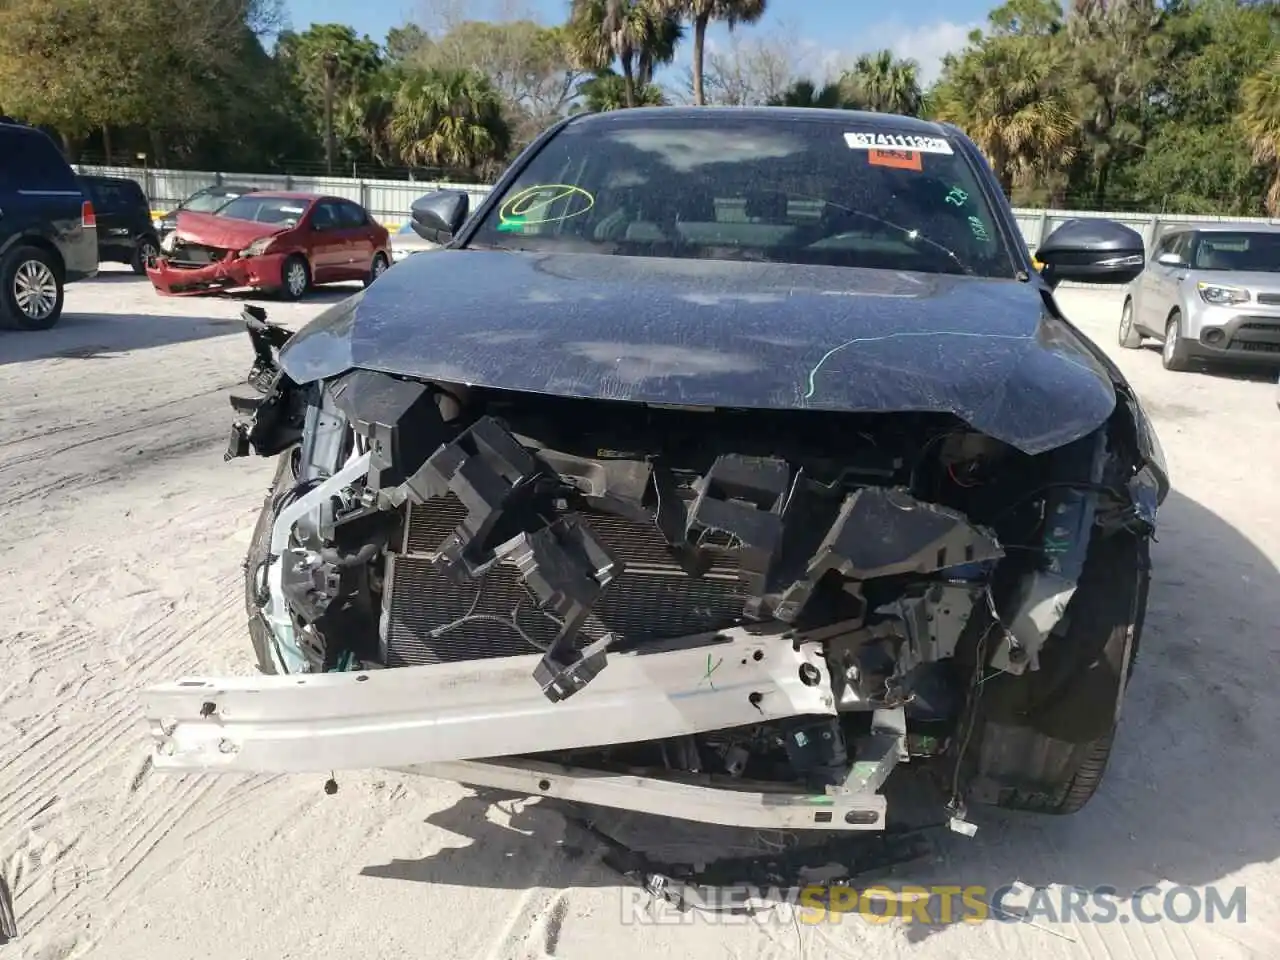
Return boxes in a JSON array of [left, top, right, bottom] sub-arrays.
[[2, 264, 1279, 960]]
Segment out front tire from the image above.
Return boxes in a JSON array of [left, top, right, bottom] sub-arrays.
[[1162, 311, 1192, 371], [278, 254, 310, 301], [131, 235, 160, 276], [0, 245, 64, 331], [969, 531, 1150, 815], [1118, 298, 1142, 349]]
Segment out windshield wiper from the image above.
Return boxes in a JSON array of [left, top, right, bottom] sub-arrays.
[[793, 195, 976, 276]]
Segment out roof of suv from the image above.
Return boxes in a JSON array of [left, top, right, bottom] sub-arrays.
[[566, 105, 958, 139], [78, 174, 144, 187]]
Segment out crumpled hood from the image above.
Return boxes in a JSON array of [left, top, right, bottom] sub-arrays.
[[279, 250, 1119, 456], [173, 210, 286, 251]]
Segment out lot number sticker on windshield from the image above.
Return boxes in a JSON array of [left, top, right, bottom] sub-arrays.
[[844, 131, 953, 154], [867, 148, 923, 171]]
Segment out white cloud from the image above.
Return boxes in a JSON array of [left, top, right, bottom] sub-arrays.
[[661, 17, 977, 98], [812, 19, 980, 87]]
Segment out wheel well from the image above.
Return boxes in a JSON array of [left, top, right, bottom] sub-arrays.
[[5, 236, 65, 282], [1167, 306, 1182, 325]]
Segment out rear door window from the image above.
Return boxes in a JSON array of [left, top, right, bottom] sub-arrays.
[[0, 127, 78, 192], [119, 179, 148, 209], [312, 201, 344, 230], [338, 200, 368, 229], [89, 180, 127, 211]]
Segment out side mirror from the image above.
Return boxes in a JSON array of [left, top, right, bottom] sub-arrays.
[[1156, 252, 1184, 267], [1035, 218, 1146, 290], [411, 190, 469, 244]]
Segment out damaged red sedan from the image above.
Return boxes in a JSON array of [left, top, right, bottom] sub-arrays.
[[146, 192, 391, 299]]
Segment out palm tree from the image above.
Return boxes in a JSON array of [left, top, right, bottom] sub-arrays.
[[766, 78, 849, 109], [661, 0, 766, 106], [389, 68, 511, 173], [840, 50, 923, 117], [575, 69, 667, 111], [1239, 51, 1280, 216], [566, 0, 682, 108], [636, 11, 682, 89], [339, 66, 404, 167], [931, 38, 1076, 195]]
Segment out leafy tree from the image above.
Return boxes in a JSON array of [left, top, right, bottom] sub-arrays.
[[565, 0, 683, 108], [1127, 0, 1277, 214], [1065, 0, 1170, 207], [575, 69, 667, 111], [385, 24, 430, 62], [932, 23, 1076, 198], [767, 79, 850, 109], [1240, 51, 1280, 215], [0, 0, 290, 163], [411, 20, 584, 149], [840, 50, 923, 116], [339, 66, 403, 167], [275, 23, 384, 171], [389, 68, 510, 174]]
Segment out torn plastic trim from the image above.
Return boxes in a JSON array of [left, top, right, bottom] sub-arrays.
[[992, 427, 1108, 674], [225, 305, 305, 462], [260, 451, 373, 674], [398, 758, 887, 832], [142, 627, 838, 775]]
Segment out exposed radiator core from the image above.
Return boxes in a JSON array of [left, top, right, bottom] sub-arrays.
[[382, 494, 750, 667]]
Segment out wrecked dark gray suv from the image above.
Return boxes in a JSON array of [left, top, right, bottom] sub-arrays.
[[141, 108, 1167, 840]]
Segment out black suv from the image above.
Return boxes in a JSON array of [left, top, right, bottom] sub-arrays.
[[0, 118, 98, 330], [77, 174, 159, 275]]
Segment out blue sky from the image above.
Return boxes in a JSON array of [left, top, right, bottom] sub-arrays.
[[284, 0, 993, 86]]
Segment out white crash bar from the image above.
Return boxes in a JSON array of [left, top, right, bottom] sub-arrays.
[[142, 628, 837, 774], [405, 759, 887, 832]]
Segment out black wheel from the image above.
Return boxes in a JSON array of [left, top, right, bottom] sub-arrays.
[[364, 251, 389, 287], [0, 244, 64, 331], [969, 532, 1150, 815], [244, 453, 295, 675], [131, 235, 159, 276], [1162, 311, 1192, 371], [278, 254, 310, 300], [1118, 297, 1142, 349]]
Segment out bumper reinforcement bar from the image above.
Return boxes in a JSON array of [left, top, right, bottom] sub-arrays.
[[401, 759, 887, 832], [142, 626, 839, 775]]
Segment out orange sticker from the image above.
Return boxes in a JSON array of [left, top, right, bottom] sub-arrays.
[[868, 148, 923, 171]]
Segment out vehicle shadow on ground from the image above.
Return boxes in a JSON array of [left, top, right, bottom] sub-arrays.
[[1138, 343, 1280, 383], [0, 312, 242, 366], [218, 287, 358, 306], [360, 486, 1280, 930], [84, 271, 147, 283]]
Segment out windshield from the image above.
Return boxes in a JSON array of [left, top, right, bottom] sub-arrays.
[[184, 190, 244, 213], [1193, 232, 1280, 273], [468, 116, 1015, 278], [216, 196, 309, 227]]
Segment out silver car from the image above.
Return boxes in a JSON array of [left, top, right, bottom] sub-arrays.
[[1119, 223, 1280, 372], [388, 221, 441, 263]]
